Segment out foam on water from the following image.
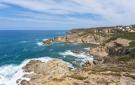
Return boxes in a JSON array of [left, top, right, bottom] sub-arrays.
[[0, 63, 29, 85], [0, 57, 52, 85], [59, 50, 93, 64], [84, 47, 90, 50], [37, 42, 44, 46], [37, 39, 48, 46], [0, 57, 74, 85]]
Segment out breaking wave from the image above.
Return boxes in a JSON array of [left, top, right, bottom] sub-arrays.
[[0, 57, 73, 85], [59, 50, 93, 65], [37, 42, 44, 46]]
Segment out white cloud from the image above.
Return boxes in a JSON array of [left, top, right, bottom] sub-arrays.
[[0, 0, 135, 29]]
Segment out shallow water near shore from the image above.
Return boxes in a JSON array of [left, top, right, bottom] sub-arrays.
[[0, 30, 94, 85]]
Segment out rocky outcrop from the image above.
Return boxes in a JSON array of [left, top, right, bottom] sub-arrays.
[[106, 38, 130, 47], [42, 24, 135, 45], [108, 47, 135, 56], [90, 46, 108, 58], [20, 60, 70, 85], [90, 38, 131, 57], [42, 31, 110, 45], [19, 59, 135, 85], [42, 39, 53, 45]]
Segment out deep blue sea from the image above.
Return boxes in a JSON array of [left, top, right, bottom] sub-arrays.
[[0, 30, 93, 85]]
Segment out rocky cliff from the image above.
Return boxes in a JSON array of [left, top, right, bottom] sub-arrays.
[[20, 24, 135, 85], [42, 24, 135, 45]]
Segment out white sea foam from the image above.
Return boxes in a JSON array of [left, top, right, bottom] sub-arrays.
[[37, 39, 48, 46], [37, 42, 44, 46], [42, 39, 48, 41], [59, 50, 93, 64], [0, 57, 73, 85], [0, 63, 29, 85], [84, 47, 90, 50], [0, 57, 52, 85]]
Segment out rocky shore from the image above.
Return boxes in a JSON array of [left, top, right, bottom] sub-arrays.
[[19, 59, 135, 85], [42, 24, 135, 45], [19, 24, 135, 85]]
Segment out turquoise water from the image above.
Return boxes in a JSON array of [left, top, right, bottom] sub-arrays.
[[0, 30, 94, 85], [0, 30, 93, 66]]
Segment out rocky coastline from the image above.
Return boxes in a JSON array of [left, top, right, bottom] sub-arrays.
[[19, 24, 135, 85], [42, 24, 135, 45]]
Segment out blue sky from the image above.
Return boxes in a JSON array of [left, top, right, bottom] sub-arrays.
[[0, 0, 135, 30]]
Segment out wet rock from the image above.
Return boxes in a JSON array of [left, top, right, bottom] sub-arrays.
[[42, 39, 53, 45], [71, 50, 82, 54], [20, 80, 30, 85], [54, 36, 66, 42]]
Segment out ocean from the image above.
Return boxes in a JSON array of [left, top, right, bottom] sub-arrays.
[[0, 30, 93, 85]]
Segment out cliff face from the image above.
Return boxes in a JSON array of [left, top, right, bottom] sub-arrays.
[[90, 38, 131, 57]]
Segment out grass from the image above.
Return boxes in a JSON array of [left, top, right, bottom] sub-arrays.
[[119, 32, 135, 40], [102, 32, 135, 46]]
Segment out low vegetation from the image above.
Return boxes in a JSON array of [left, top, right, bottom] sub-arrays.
[[129, 41, 135, 48], [68, 74, 87, 80], [119, 32, 135, 40]]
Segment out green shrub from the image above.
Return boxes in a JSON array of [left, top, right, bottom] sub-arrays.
[[129, 41, 135, 48], [119, 32, 135, 40]]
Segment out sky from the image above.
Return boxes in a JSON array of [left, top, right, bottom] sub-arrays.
[[0, 0, 135, 30]]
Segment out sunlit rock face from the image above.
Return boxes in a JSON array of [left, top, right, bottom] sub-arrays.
[[20, 59, 70, 85]]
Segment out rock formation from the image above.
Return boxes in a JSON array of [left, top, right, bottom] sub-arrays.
[[19, 59, 135, 85], [20, 59, 70, 85], [19, 24, 135, 85], [42, 24, 135, 45]]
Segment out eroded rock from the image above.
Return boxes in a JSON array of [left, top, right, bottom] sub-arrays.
[[20, 59, 70, 85]]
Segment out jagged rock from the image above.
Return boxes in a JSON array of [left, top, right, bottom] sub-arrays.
[[106, 38, 130, 47], [19, 59, 135, 85], [90, 46, 108, 57], [54, 36, 66, 42], [108, 47, 135, 56], [20, 59, 70, 85], [90, 38, 131, 58], [42, 39, 53, 45], [20, 80, 30, 85]]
